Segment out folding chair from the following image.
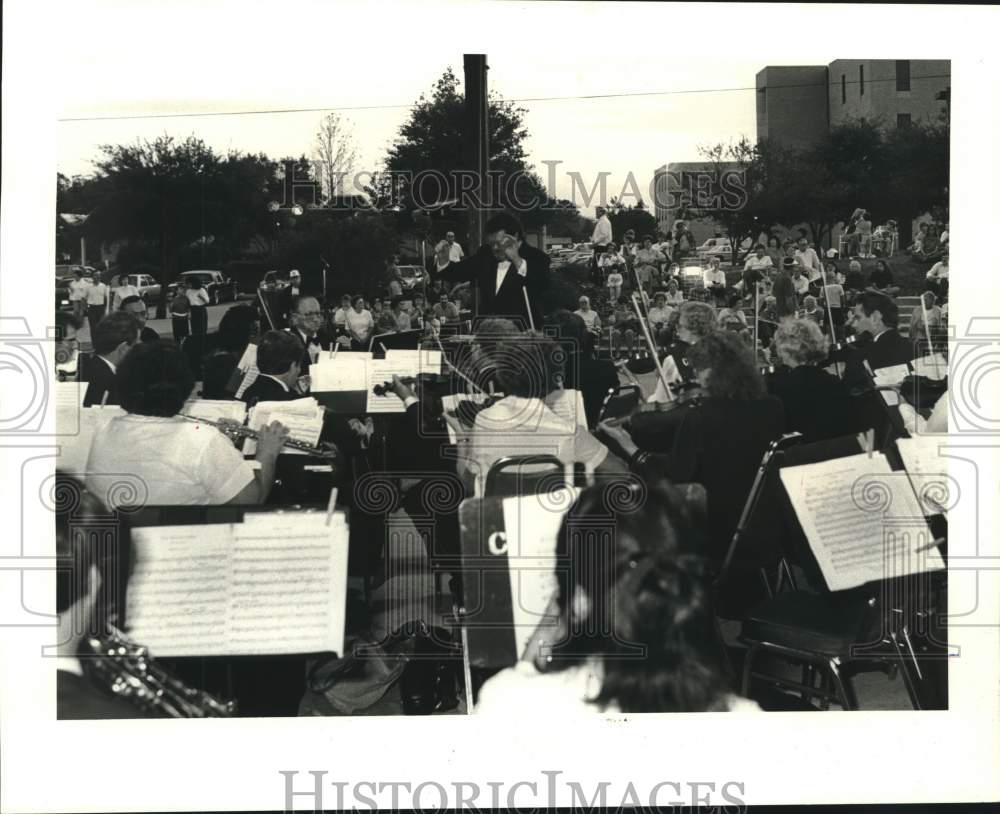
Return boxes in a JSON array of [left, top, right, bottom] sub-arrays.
[[727, 434, 945, 710], [483, 455, 568, 499]]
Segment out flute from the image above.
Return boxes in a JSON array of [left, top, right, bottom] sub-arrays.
[[182, 415, 337, 459]]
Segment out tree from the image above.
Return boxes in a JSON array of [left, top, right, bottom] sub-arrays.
[[693, 138, 776, 264], [312, 112, 358, 202], [384, 68, 541, 235], [84, 136, 280, 316], [608, 199, 658, 243]]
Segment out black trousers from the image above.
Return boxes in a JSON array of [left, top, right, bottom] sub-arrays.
[[190, 305, 208, 335]]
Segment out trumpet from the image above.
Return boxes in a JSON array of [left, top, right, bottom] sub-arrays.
[[182, 414, 338, 459]]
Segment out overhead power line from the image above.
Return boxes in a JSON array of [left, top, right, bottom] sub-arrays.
[[57, 73, 951, 123]]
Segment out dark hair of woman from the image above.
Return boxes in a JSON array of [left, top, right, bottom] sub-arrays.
[[117, 342, 195, 417], [216, 304, 259, 354], [874, 259, 891, 274], [687, 330, 766, 400], [493, 332, 562, 398], [187, 276, 204, 289], [548, 480, 731, 712]]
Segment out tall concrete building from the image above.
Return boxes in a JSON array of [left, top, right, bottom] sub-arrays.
[[755, 66, 829, 148], [756, 59, 950, 147]]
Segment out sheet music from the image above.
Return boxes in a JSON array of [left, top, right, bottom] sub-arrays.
[[365, 359, 416, 413], [243, 397, 323, 456], [780, 452, 944, 591], [912, 353, 948, 381], [56, 406, 126, 474], [873, 363, 909, 406], [385, 349, 443, 372], [181, 399, 247, 425], [311, 354, 369, 393], [126, 513, 349, 657], [502, 489, 579, 660], [236, 343, 257, 372], [896, 437, 950, 516], [54, 381, 85, 411], [234, 367, 258, 400]]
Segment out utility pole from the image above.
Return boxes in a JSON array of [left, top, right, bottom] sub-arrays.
[[464, 54, 489, 249]]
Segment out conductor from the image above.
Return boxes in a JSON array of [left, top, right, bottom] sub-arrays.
[[434, 212, 549, 329]]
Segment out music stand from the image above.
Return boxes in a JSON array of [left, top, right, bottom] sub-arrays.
[[368, 329, 423, 356]]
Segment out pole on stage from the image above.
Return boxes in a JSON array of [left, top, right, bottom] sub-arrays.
[[920, 293, 943, 379], [631, 292, 673, 402]]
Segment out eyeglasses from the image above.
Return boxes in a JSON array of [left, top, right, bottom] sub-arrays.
[[298, 311, 322, 318]]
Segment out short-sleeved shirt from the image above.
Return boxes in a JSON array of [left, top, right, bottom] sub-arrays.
[[85, 414, 255, 507], [186, 288, 210, 307], [346, 308, 374, 340], [822, 284, 845, 308], [69, 279, 91, 301], [85, 283, 109, 306], [703, 268, 727, 287]]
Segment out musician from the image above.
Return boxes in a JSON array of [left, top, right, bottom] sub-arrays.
[[599, 331, 785, 568], [56, 473, 152, 719], [477, 481, 760, 714], [767, 319, 862, 443], [80, 312, 140, 407], [54, 311, 82, 369], [201, 304, 260, 399], [547, 309, 618, 428], [85, 342, 288, 507], [844, 291, 913, 380], [117, 295, 160, 342], [453, 332, 619, 496], [658, 300, 717, 389], [287, 295, 334, 374], [240, 330, 306, 405], [435, 212, 549, 329]]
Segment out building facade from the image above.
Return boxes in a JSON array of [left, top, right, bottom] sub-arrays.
[[756, 59, 950, 146]]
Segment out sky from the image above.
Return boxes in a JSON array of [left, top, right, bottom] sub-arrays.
[[53, 0, 844, 215]]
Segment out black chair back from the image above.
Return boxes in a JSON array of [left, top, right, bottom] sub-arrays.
[[483, 455, 567, 498]]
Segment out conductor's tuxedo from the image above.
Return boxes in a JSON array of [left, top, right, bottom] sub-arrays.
[[437, 241, 550, 329]]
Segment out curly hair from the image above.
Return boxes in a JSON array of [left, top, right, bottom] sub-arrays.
[[773, 318, 829, 367], [677, 301, 717, 341], [549, 480, 731, 713], [687, 330, 765, 400], [493, 331, 562, 398]]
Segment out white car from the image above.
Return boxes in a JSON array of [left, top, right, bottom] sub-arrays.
[[697, 237, 753, 263]]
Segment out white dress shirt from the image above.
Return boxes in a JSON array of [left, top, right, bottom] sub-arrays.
[[495, 259, 527, 294], [591, 215, 613, 246]]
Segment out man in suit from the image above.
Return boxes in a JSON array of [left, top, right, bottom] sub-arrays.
[[435, 212, 549, 329], [240, 330, 304, 406], [80, 312, 140, 407], [118, 295, 160, 342], [56, 473, 152, 719], [850, 290, 912, 371], [286, 295, 334, 375]]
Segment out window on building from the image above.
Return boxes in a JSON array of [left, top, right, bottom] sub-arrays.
[[859, 65, 865, 96], [897, 113, 912, 128], [841, 75, 846, 104], [896, 60, 911, 92], [758, 87, 766, 114]]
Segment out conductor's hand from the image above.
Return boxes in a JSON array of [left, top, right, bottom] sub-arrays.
[[255, 420, 290, 460], [390, 374, 415, 402], [501, 234, 522, 266]]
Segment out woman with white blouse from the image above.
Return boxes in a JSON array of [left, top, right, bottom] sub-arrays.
[[185, 276, 211, 335], [345, 295, 375, 350]]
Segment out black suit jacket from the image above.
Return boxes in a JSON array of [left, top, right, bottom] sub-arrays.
[[863, 328, 913, 372], [240, 375, 297, 407], [634, 396, 786, 566], [438, 241, 549, 328], [79, 354, 119, 407], [767, 365, 863, 444], [286, 327, 335, 375], [57, 670, 152, 719], [140, 326, 160, 342]]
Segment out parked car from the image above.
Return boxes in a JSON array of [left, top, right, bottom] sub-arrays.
[[121, 273, 161, 305], [397, 264, 427, 292], [258, 270, 289, 293], [697, 237, 753, 263], [167, 270, 239, 304]]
